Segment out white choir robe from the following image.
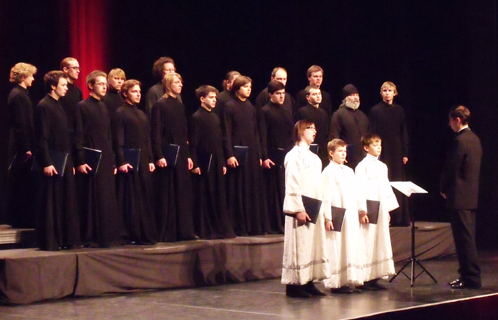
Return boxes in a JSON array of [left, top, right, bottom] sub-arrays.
[[281, 142, 330, 285], [322, 161, 366, 288], [355, 154, 399, 281]]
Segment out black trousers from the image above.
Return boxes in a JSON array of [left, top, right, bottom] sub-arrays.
[[450, 209, 481, 285]]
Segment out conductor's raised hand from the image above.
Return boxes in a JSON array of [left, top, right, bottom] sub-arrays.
[[227, 156, 239, 168]]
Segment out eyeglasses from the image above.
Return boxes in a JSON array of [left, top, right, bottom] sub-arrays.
[[95, 82, 107, 86], [67, 66, 80, 71]]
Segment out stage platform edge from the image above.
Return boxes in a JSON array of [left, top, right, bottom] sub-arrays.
[[0, 221, 454, 304]]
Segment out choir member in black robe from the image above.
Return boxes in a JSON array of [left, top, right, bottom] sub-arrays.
[[329, 84, 369, 170], [145, 57, 177, 118], [213, 71, 240, 118], [189, 85, 236, 239], [112, 80, 158, 244], [34, 71, 81, 251], [295, 86, 329, 168], [258, 81, 294, 233], [6, 63, 37, 228], [369, 82, 410, 226], [102, 68, 125, 114], [255, 67, 295, 115], [151, 73, 197, 242], [74, 70, 122, 247], [59, 57, 83, 133], [222, 76, 269, 235], [295, 65, 333, 119]]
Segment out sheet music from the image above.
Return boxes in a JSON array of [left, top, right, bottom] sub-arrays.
[[390, 181, 428, 197]]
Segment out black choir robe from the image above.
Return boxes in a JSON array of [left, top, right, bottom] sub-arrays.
[[74, 96, 122, 247], [213, 89, 234, 118], [295, 88, 333, 120], [151, 96, 196, 242], [6, 85, 37, 227], [101, 88, 124, 114], [258, 101, 294, 233], [222, 97, 269, 235], [329, 105, 369, 170], [255, 88, 295, 116], [145, 82, 163, 119], [189, 107, 236, 239], [34, 95, 81, 251], [112, 103, 158, 244], [59, 82, 83, 132], [296, 103, 329, 168], [369, 101, 410, 226]]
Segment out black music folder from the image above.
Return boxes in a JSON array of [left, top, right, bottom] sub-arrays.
[[83, 147, 102, 175], [331, 206, 346, 232], [32, 150, 68, 177], [197, 150, 213, 173], [123, 148, 140, 172], [366, 200, 381, 224], [268, 147, 285, 168], [310, 144, 319, 155], [233, 145, 249, 167], [162, 144, 180, 167], [285, 195, 322, 225]]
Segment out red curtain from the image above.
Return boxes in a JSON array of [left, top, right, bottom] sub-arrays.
[[68, 0, 108, 97]]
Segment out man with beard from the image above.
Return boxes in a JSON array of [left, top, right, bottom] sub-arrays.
[[295, 65, 333, 118], [151, 73, 197, 242], [74, 70, 121, 247], [369, 81, 410, 226], [145, 57, 176, 118], [258, 80, 294, 233], [255, 67, 295, 115], [295, 85, 329, 168], [328, 84, 369, 169], [59, 57, 83, 132], [189, 85, 236, 239], [35, 71, 81, 251], [222, 76, 269, 236], [102, 68, 126, 114], [214, 70, 240, 118]]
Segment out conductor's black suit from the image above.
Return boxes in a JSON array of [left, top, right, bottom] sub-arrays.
[[440, 127, 482, 287]]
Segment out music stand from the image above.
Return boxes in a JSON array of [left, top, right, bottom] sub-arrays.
[[389, 182, 438, 287]]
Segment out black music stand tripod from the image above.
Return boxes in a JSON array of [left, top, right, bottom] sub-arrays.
[[389, 182, 437, 287]]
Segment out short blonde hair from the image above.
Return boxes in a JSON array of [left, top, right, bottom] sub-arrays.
[[162, 73, 183, 95], [9, 63, 37, 83], [380, 81, 397, 95], [60, 57, 78, 69], [327, 139, 347, 160], [108, 68, 126, 82]]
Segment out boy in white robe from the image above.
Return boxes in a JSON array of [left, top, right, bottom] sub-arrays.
[[282, 120, 330, 298], [323, 139, 365, 293], [355, 133, 399, 290]]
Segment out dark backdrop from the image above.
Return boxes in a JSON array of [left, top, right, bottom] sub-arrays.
[[1, 0, 497, 248]]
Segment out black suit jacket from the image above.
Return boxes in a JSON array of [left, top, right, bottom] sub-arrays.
[[440, 127, 482, 209]]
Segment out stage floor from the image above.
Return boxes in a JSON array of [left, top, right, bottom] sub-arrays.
[[0, 251, 498, 320]]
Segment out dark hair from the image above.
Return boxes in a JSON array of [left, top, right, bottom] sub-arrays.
[[43, 70, 67, 93], [268, 80, 285, 94], [293, 119, 314, 145], [222, 70, 241, 90], [449, 105, 471, 125], [305, 85, 320, 95], [120, 79, 142, 99], [152, 57, 175, 78], [361, 133, 382, 147], [195, 85, 219, 99], [327, 139, 347, 160], [231, 76, 252, 94]]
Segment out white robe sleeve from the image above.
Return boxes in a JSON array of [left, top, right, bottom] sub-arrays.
[[283, 150, 305, 214]]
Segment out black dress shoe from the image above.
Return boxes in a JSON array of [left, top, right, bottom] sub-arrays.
[[449, 279, 481, 289], [331, 286, 354, 294], [302, 281, 326, 296], [286, 285, 312, 298]]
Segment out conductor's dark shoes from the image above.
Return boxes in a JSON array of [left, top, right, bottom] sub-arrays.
[[449, 279, 481, 289], [286, 285, 312, 298], [302, 281, 326, 296]]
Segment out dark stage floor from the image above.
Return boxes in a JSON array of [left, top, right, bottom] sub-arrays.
[[1, 251, 498, 320]]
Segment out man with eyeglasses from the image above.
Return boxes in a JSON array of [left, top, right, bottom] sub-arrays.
[[73, 70, 121, 248], [60, 57, 83, 132]]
